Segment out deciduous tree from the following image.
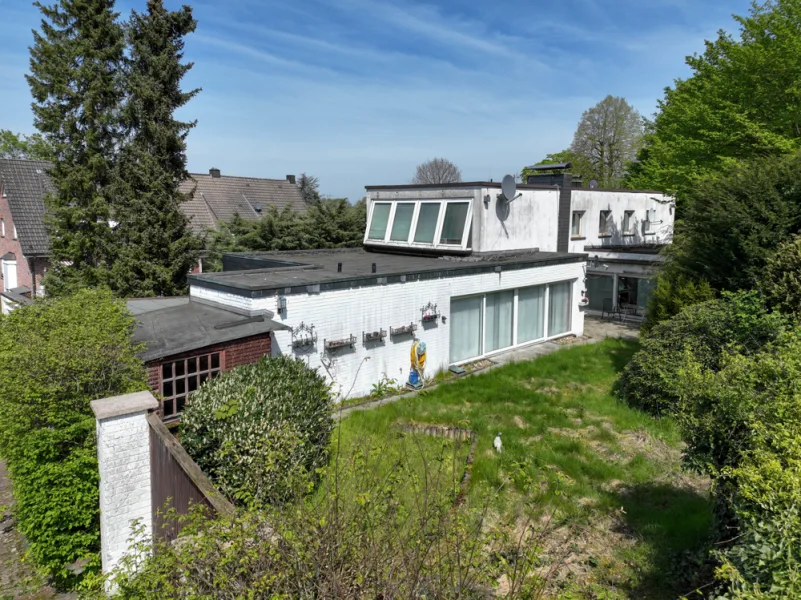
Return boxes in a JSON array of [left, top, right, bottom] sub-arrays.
[[411, 157, 462, 184], [570, 95, 642, 188], [0, 129, 54, 160]]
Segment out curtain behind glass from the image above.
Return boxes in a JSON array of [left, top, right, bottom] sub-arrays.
[[517, 285, 545, 343], [390, 203, 415, 241], [368, 203, 391, 240], [414, 203, 440, 243], [450, 296, 482, 362], [548, 281, 572, 336], [440, 202, 469, 244], [485, 290, 514, 352]]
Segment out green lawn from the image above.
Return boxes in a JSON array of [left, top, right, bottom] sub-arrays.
[[333, 339, 712, 598]]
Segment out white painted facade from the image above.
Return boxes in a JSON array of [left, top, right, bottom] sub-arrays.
[[91, 392, 158, 587], [364, 185, 562, 254], [191, 259, 585, 400]]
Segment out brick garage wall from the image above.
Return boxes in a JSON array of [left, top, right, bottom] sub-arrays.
[[145, 333, 272, 413]]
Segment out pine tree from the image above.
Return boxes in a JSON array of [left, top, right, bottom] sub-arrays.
[[27, 0, 125, 295], [107, 0, 202, 297]]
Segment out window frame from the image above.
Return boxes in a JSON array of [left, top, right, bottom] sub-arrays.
[[12, 224, 17, 240], [159, 350, 223, 420], [598, 210, 613, 236], [571, 211, 585, 238], [364, 199, 473, 251], [0, 218, 4, 238], [643, 208, 657, 235], [623, 210, 635, 235], [449, 279, 575, 365]]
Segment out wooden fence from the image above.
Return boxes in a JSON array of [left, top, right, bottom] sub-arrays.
[[147, 413, 235, 541]]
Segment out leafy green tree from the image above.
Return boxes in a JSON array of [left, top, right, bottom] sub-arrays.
[[759, 234, 801, 322], [570, 95, 643, 188], [642, 273, 715, 332], [0, 129, 54, 160], [107, 0, 202, 297], [298, 172, 320, 204], [27, 0, 126, 295], [627, 0, 801, 205], [0, 289, 147, 588]]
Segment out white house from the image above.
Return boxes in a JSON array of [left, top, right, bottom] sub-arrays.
[[183, 174, 673, 404]]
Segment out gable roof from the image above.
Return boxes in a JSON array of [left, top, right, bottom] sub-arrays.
[[178, 171, 307, 234], [0, 159, 53, 256]]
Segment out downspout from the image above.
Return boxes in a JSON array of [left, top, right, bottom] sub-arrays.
[[28, 256, 36, 298]]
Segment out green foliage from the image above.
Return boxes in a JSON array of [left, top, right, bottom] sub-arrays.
[[297, 172, 320, 204], [521, 149, 590, 181], [93, 437, 550, 599], [672, 331, 801, 596], [203, 198, 366, 271], [759, 234, 801, 321], [642, 272, 715, 332], [619, 291, 786, 416], [0, 129, 54, 161], [180, 356, 334, 507], [627, 0, 801, 205], [0, 289, 147, 588], [106, 0, 202, 297], [27, 0, 125, 295]]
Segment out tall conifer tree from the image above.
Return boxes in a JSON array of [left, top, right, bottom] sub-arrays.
[[108, 0, 201, 297], [27, 0, 125, 295]]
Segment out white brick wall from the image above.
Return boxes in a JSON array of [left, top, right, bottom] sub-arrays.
[[92, 392, 157, 582], [255, 261, 586, 400]]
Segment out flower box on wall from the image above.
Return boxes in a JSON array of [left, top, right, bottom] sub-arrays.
[[390, 323, 417, 338], [324, 334, 357, 351]]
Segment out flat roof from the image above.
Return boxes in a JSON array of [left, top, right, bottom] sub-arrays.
[[364, 182, 667, 194], [129, 298, 290, 362], [189, 248, 587, 298]]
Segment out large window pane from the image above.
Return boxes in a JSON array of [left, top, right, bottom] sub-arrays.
[[368, 203, 391, 240], [485, 290, 514, 352], [548, 281, 572, 336], [586, 275, 614, 311], [450, 296, 483, 363], [439, 202, 469, 245], [414, 203, 440, 243], [517, 285, 545, 343], [637, 278, 656, 312], [390, 203, 415, 241]]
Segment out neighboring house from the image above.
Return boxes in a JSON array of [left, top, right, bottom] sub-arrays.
[[0, 159, 52, 313], [525, 164, 675, 317], [0, 161, 308, 286], [128, 296, 289, 421], [179, 168, 307, 235]]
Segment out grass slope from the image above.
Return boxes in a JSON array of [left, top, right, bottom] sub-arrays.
[[335, 339, 712, 598]]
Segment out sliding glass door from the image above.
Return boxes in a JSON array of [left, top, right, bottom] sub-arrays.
[[485, 290, 514, 353], [547, 282, 572, 336], [517, 285, 545, 343], [450, 296, 483, 363]]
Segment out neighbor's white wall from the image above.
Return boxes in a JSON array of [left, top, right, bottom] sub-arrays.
[[249, 261, 585, 400], [474, 187, 560, 254], [568, 191, 674, 253], [95, 408, 152, 578]]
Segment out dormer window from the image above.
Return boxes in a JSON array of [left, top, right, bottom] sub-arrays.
[[365, 199, 472, 251]]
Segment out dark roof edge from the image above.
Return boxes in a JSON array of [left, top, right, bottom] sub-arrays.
[[186, 172, 298, 183], [364, 182, 668, 194], [189, 253, 587, 299]]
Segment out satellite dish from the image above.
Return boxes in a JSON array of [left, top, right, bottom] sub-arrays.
[[501, 174, 517, 201], [589, 179, 599, 189]]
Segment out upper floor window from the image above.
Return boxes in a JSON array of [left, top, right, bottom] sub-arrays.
[[644, 209, 657, 234], [599, 210, 612, 236], [12, 225, 17, 240], [365, 199, 472, 250], [623, 210, 635, 235], [367, 203, 391, 240], [571, 211, 585, 238], [0, 219, 4, 238]]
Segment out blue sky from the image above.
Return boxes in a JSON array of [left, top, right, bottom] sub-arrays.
[[1, 0, 751, 202]]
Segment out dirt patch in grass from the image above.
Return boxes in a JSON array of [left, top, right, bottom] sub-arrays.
[[513, 415, 528, 429]]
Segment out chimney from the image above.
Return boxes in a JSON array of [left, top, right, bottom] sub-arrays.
[[286, 174, 296, 185], [209, 167, 221, 178]]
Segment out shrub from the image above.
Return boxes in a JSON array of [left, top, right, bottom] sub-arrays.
[[618, 291, 786, 416], [0, 289, 147, 588], [673, 330, 801, 596], [180, 355, 333, 507], [95, 437, 554, 599], [760, 234, 801, 322], [641, 272, 715, 333]]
